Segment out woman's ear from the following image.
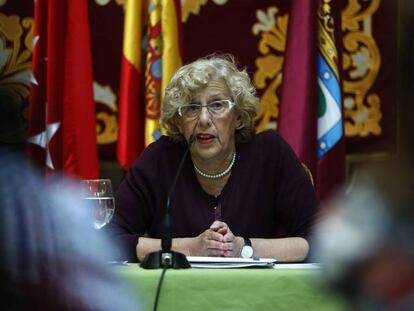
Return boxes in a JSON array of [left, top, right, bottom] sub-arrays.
[[235, 113, 244, 130]]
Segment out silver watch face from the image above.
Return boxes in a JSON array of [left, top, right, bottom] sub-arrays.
[[241, 245, 253, 258]]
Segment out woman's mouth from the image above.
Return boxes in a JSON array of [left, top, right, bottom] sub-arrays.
[[196, 134, 215, 145]]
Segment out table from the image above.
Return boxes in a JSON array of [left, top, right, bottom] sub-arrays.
[[117, 264, 348, 311]]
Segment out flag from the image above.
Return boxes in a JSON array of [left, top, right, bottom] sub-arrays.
[[315, 1, 345, 199], [117, 0, 183, 170], [27, 0, 99, 179], [278, 0, 345, 200], [117, 0, 146, 171]]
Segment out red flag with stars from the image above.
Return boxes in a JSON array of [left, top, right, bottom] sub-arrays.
[[27, 0, 99, 179]]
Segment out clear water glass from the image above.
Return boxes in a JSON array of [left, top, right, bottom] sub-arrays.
[[81, 179, 115, 229]]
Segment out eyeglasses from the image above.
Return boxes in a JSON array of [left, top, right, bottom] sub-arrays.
[[177, 100, 235, 119]]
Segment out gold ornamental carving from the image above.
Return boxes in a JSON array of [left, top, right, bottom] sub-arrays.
[[93, 81, 118, 144], [250, 1, 382, 137], [0, 13, 33, 142], [94, 0, 125, 6], [342, 0, 382, 137], [181, 0, 229, 22], [251, 6, 288, 132]]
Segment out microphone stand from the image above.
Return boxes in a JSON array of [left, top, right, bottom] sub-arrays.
[[140, 136, 194, 269]]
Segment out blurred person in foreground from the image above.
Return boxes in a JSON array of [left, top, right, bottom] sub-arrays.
[[108, 55, 318, 262], [313, 167, 414, 310], [0, 102, 138, 310], [313, 1, 414, 308]]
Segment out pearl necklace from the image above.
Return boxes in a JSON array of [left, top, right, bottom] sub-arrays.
[[194, 151, 236, 179]]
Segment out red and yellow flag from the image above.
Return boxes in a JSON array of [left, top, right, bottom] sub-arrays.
[[117, 0, 182, 170], [117, 0, 146, 171]]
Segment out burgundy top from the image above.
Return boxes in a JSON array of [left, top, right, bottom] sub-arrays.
[[107, 130, 318, 261]]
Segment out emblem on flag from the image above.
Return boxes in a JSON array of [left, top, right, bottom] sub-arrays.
[[317, 5, 342, 159]]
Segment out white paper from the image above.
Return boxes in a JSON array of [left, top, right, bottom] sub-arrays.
[[273, 263, 321, 269], [187, 256, 276, 268]]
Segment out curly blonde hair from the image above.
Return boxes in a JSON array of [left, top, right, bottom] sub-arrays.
[[160, 54, 259, 142]]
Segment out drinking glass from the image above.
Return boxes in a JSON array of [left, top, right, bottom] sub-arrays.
[[81, 179, 115, 229]]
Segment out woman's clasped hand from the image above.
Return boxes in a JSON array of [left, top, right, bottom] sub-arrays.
[[190, 221, 242, 257]]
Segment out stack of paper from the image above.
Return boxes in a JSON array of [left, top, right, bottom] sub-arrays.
[[187, 256, 276, 268]]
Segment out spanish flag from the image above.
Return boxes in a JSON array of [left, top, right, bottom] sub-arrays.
[[117, 0, 183, 170]]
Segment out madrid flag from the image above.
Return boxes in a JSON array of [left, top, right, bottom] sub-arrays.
[[27, 0, 99, 179], [279, 0, 345, 200]]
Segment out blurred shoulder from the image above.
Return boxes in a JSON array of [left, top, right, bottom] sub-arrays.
[[0, 149, 40, 186]]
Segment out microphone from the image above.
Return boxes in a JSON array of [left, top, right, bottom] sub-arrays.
[[140, 133, 196, 269], [162, 134, 195, 252]]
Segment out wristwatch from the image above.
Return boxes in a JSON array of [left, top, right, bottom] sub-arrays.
[[240, 238, 254, 258]]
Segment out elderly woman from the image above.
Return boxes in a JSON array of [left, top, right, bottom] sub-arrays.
[[108, 55, 318, 262]]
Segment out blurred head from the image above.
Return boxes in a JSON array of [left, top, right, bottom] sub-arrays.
[[0, 94, 27, 147], [161, 55, 259, 145], [313, 168, 414, 310]]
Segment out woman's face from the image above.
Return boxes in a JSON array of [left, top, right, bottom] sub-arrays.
[[178, 79, 241, 164]]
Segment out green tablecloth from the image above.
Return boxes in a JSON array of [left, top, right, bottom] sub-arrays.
[[117, 265, 348, 311]]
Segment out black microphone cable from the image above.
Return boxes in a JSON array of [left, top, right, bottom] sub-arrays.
[[162, 134, 195, 252], [152, 126, 197, 311], [161, 117, 199, 253], [153, 265, 167, 311]]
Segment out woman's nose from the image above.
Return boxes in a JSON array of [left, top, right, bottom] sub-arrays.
[[198, 106, 211, 124]]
